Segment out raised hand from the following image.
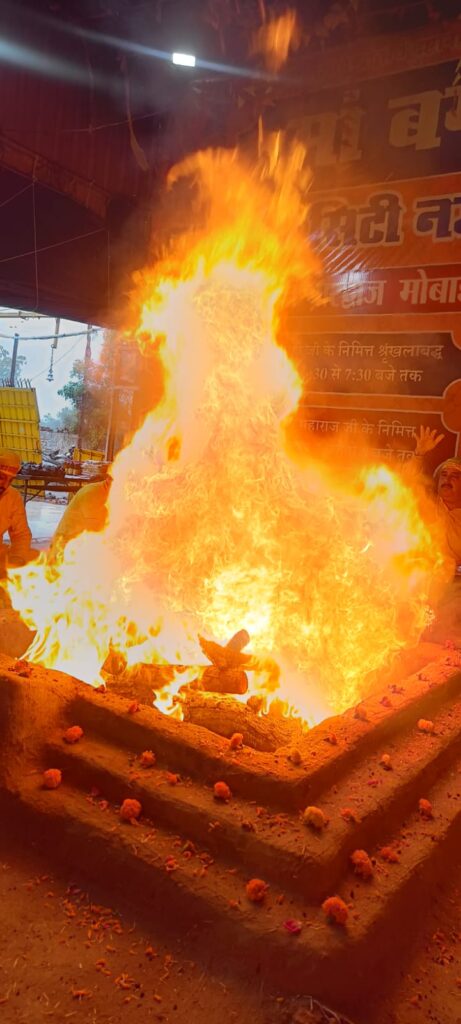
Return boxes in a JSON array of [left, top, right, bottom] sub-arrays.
[[414, 426, 445, 456]]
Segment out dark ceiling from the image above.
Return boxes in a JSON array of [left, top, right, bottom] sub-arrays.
[[0, 0, 459, 323]]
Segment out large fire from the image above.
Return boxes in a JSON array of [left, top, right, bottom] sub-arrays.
[[6, 139, 447, 725]]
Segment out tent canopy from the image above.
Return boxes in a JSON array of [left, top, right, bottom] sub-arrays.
[[1, 0, 457, 323]]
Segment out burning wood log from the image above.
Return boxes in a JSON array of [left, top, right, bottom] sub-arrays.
[[105, 663, 175, 706], [201, 666, 248, 695], [199, 629, 251, 694], [198, 630, 251, 669], [181, 690, 304, 753]]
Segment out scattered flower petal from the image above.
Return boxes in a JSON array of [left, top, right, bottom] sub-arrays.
[[283, 918, 303, 934]]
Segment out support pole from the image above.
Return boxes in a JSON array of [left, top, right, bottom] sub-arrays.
[[77, 325, 92, 451], [9, 332, 19, 387]]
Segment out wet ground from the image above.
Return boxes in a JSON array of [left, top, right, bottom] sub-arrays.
[[27, 499, 64, 550]]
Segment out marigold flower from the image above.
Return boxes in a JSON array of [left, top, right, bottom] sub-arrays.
[[340, 807, 358, 824], [246, 878, 268, 903], [418, 719, 435, 734], [380, 846, 400, 863], [63, 726, 84, 744], [322, 896, 348, 926], [418, 798, 433, 819], [302, 805, 327, 830], [350, 849, 373, 879], [140, 750, 156, 768], [214, 781, 232, 801], [43, 768, 62, 790], [119, 798, 142, 822]]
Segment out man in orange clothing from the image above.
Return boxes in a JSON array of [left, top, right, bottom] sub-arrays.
[[50, 473, 112, 555], [0, 448, 32, 570]]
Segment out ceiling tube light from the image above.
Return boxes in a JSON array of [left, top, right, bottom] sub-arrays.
[[172, 52, 196, 67]]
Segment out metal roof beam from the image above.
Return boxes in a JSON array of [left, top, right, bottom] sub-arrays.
[[0, 133, 109, 221]]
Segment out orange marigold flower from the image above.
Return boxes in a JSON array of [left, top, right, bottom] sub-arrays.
[[140, 750, 156, 768], [214, 781, 232, 801], [229, 732, 243, 750], [322, 896, 348, 926], [380, 846, 400, 863], [11, 659, 31, 677], [340, 807, 358, 824], [418, 798, 433, 819], [418, 719, 435, 734], [119, 798, 142, 822], [43, 768, 62, 789], [350, 849, 374, 880], [302, 805, 327, 830], [246, 878, 268, 903], [63, 725, 84, 744]]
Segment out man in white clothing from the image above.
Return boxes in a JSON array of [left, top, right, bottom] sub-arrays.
[[413, 428, 461, 643], [413, 427, 461, 571], [0, 448, 32, 571]]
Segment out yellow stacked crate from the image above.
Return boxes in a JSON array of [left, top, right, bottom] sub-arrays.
[[72, 447, 105, 463], [0, 387, 42, 497], [0, 387, 41, 462]]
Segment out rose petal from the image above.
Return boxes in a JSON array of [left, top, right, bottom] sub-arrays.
[[283, 918, 303, 934]]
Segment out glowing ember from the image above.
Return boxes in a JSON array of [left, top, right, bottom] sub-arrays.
[[5, 139, 448, 727]]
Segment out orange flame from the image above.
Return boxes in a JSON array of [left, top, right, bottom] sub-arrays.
[[6, 141, 448, 726], [251, 10, 300, 72]]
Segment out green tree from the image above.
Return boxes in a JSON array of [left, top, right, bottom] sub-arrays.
[[41, 410, 77, 431], [58, 338, 134, 451], [0, 344, 27, 383]]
